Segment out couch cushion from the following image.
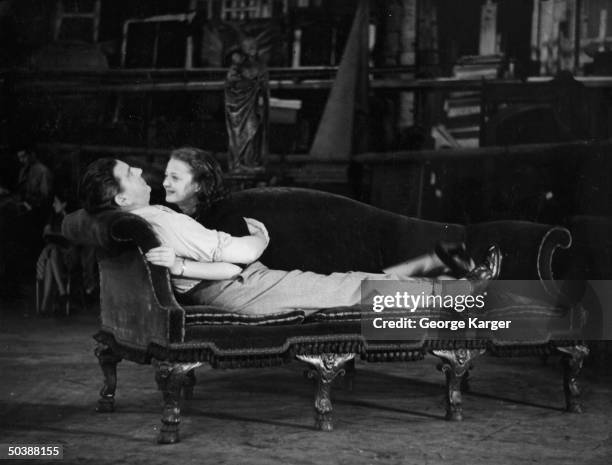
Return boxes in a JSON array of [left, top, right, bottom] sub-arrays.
[[184, 305, 306, 326], [304, 305, 447, 323], [298, 292, 583, 345], [178, 298, 581, 357], [304, 306, 366, 323]]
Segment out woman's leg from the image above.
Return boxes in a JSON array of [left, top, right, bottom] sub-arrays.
[[49, 247, 67, 296], [41, 256, 55, 313], [383, 252, 446, 278], [384, 243, 476, 279]]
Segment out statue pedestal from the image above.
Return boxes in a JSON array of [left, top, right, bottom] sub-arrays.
[[224, 168, 272, 192]]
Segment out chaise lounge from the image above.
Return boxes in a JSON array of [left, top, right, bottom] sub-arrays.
[[62, 187, 589, 444]]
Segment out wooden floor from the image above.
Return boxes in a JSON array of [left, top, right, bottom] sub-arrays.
[[1, 293, 611, 465]]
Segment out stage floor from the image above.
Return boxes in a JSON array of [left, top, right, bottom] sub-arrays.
[[1, 295, 611, 465]]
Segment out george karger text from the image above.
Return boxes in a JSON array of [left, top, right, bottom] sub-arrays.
[[372, 317, 512, 331]]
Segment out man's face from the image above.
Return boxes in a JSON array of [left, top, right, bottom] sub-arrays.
[[17, 151, 29, 165], [112, 160, 151, 210]]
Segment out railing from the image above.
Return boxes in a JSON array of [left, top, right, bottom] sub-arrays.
[[2, 66, 420, 93], [3, 68, 611, 155], [6, 67, 612, 94]]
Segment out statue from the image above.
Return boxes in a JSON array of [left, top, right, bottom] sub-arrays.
[[224, 37, 269, 173]]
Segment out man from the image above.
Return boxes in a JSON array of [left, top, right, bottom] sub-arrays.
[[80, 158, 270, 293], [0, 148, 53, 296], [79, 158, 501, 315], [16, 148, 54, 215]]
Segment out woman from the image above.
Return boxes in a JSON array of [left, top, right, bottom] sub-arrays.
[[163, 147, 248, 237], [36, 191, 98, 314], [162, 147, 476, 278], [36, 192, 75, 313]]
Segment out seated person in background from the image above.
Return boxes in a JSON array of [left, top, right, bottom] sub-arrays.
[[78, 158, 501, 316], [36, 192, 74, 313], [36, 191, 98, 314]]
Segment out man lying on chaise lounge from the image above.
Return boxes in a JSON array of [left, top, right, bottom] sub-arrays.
[[78, 158, 501, 316]]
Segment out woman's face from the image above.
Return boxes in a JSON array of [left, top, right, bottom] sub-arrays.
[[163, 158, 199, 206]]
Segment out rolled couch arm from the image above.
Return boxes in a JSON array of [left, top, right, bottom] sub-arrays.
[[466, 220, 572, 301], [62, 209, 185, 349], [111, 215, 180, 310]]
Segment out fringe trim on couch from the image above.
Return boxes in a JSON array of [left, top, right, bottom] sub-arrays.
[[94, 331, 587, 368]]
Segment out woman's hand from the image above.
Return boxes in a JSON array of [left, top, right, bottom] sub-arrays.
[[144, 246, 183, 274], [244, 217, 269, 245], [215, 219, 270, 264]]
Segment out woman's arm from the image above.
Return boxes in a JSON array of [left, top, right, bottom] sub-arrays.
[[145, 247, 242, 280], [156, 211, 269, 266], [214, 217, 269, 264]]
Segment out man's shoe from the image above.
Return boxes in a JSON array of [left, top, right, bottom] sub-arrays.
[[435, 241, 475, 277]]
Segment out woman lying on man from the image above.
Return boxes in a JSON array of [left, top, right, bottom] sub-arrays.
[[163, 147, 482, 279], [79, 156, 501, 316]]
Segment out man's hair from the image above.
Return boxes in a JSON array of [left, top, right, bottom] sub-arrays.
[[79, 158, 121, 212], [16, 143, 35, 155]]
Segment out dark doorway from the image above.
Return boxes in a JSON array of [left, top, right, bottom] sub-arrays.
[[498, 0, 534, 75], [437, 0, 482, 74]]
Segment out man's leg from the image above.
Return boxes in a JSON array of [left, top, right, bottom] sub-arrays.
[[186, 247, 501, 316]]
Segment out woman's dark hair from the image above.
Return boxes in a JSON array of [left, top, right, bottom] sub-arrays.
[[169, 147, 228, 212], [79, 157, 121, 212]]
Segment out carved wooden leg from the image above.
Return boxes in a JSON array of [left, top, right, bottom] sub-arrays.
[[460, 370, 470, 393], [94, 343, 122, 413], [432, 348, 485, 421], [153, 360, 203, 444], [296, 353, 356, 431], [183, 369, 196, 400], [557, 345, 589, 413], [344, 358, 356, 392]]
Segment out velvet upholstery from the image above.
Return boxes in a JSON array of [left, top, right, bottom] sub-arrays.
[[204, 187, 466, 274], [565, 215, 612, 279], [62, 187, 580, 363], [184, 306, 306, 326]]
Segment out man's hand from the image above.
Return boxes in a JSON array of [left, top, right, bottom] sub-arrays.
[[144, 246, 182, 274]]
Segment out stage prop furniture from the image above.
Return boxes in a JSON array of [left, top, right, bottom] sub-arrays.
[[62, 187, 588, 444]]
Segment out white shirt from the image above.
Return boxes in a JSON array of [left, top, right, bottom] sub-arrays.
[[131, 205, 233, 292]]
